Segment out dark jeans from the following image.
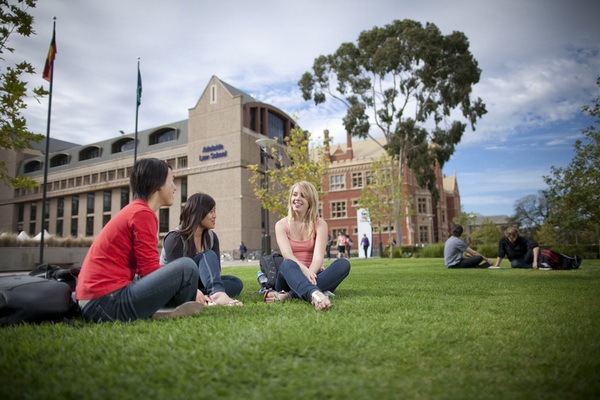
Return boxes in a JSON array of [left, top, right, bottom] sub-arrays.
[[81, 257, 199, 322], [194, 250, 243, 297], [448, 255, 487, 268], [275, 258, 351, 302], [510, 249, 535, 268]]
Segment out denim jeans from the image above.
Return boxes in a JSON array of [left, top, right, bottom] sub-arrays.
[[511, 249, 535, 268], [448, 255, 486, 268], [81, 257, 199, 322], [275, 258, 351, 302], [193, 250, 243, 297]]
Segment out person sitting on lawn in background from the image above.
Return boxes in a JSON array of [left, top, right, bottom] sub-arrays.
[[444, 224, 492, 268], [76, 158, 204, 322], [161, 192, 244, 306], [264, 181, 351, 310], [492, 227, 540, 269]]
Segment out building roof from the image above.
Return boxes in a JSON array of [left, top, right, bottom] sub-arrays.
[[217, 77, 256, 104], [471, 213, 510, 225]]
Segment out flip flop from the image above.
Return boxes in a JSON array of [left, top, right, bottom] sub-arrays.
[[263, 289, 288, 303]]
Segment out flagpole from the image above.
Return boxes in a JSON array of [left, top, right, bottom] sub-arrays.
[[39, 17, 57, 266], [134, 57, 141, 164]]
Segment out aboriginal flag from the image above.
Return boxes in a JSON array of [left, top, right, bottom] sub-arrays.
[[42, 28, 57, 81]]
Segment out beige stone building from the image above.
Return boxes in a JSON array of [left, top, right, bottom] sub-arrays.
[[0, 76, 295, 256]]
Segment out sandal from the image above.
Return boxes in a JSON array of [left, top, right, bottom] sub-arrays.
[[263, 289, 289, 303], [311, 291, 333, 311]]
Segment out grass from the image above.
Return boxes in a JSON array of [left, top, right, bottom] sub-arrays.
[[1, 258, 599, 400]]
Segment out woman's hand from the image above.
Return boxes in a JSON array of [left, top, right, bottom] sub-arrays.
[[195, 289, 209, 305], [302, 266, 318, 286]]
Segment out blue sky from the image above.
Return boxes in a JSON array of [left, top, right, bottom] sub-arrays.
[[6, 0, 600, 217]]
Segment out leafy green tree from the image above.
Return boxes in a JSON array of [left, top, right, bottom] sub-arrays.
[[249, 125, 330, 218], [358, 153, 412, 254], [451, 209, 476, 238], [299, 19, 486, 243], [544, 78, 600, 247], [510, 191, 549, 237], [1, 0, 46, 190], [470, 220, 502, 246]]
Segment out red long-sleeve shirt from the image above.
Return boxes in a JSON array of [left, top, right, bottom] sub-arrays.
[[76, 199, 161, 300]]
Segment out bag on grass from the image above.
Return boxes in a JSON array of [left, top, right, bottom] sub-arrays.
[[259, 251, 284, 289], [0, 275, 80, 326], [539, 249, 582, 270]]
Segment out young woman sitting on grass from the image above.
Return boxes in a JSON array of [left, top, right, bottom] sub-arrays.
[[76, 158, 203, 322], [161, 192, 243, 306], [264, 181, 351, 310]]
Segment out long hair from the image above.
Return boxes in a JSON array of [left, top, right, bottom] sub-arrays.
[[130, 158, 170, 201], [177, 192, 216, 255], [287, 181, 319, 238]]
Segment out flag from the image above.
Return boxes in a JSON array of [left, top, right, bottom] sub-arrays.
[[136, 65, 142, 106], [42, 28, 57, 82]]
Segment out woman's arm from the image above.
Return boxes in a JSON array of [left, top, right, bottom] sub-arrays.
[[309, 219, 328, 273]]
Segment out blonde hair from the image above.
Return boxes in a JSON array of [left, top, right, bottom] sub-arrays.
[[287, 181, 319, 238], [505, 227, 519, 239]]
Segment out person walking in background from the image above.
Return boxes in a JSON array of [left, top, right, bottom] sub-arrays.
[[76, 158, 202, 322], [239, 242, 247, 261], [162, 192, 244, 306], [325, 233, 332, 260], [361, 234, 370, 258], [345, 234, 353, 259], [444, 224, 492, 268], [265, 181, 351, 310], [336, 232, 347, 258], [493, 227, 540, 269]]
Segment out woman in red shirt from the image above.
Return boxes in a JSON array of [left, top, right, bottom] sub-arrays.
[[265, 181, 350, 310], [76, 158, 204, 322]]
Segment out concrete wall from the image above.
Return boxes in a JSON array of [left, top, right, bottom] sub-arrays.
[[0, 247, 89, 272]]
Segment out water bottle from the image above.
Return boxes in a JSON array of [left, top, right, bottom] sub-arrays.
[[256, 270, 268, 289]]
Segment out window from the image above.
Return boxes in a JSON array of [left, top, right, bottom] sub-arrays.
[[70, 218, 78, 237], [417, 198, 427, 214], [72, 195, 79, 215], [210, 84, 217, 104], [121, 187, 130, 209], [102, 215, 111, 227], [178, 156, 188, 169], [111, 138, 135, 154], [44, 199, 49, 219], [87, 193, 95, 214], [180, 177, 188, 203], [268, 111, 285, 143], [159, 208, 169, 233], [50, 154, 69, 167], [57, 197, 64, 218], [329, 174, 345, 191], [330, 201, 347, 219], [79, 146, 101, 161], [351, 172, 363, 188], [86, 216, 94, 236], [24, 160, 42, 173], [56, 219, 63, 237], [149, 128, 176, 145], [103, 191, 111, 212], [419, 226, 429, 243], [365, 170, 374, 185], [17, 203, 24, 222], [30, 201, 37, 221]]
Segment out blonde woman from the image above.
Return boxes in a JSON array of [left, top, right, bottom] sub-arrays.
[[264, 181, 351, 310]]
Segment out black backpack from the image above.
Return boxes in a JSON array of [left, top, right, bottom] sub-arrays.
[[259, 252, 284, 289], [539, 249, 582, 270], [0, 264, 81, 326]]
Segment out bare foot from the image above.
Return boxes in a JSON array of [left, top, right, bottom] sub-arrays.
[[311, 290, 333, 311], [209, 292, 243, 306], [263, 290, 289, 303]]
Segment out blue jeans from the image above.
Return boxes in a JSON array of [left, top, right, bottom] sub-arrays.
[[81, 257, 199, 322], [448, 255, 486, 268], [511, 249, 535, 268], [275, 258, 351, 302], [193, 250, 243, 297]]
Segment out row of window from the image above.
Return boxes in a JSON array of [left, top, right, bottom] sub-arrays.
[[23, 128, 179, 173], [16, 157, 187, 198]]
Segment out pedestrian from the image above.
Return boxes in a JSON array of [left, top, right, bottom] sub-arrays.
[[361, 234, 370, 258]]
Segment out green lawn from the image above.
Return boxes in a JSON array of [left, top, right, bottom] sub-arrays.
[[1, 258, 599, 400]]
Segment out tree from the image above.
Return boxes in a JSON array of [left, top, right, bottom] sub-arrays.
[[249, 125, 330, 218], [511, 191, 549, 237], [299, 19, 486, 243], [470, 220, 502, 246], [358, 153, 412, 254], [544, 78, 600, 247], [1, 0, 46, 190]]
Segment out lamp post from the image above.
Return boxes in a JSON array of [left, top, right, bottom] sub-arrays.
[[255, 137, 277, 256]]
